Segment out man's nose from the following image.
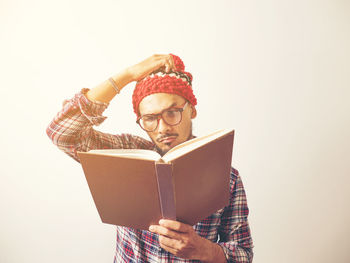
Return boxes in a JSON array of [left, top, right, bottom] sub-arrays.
[[157, 117, 171, 133]]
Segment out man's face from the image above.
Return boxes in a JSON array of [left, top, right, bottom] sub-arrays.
[[138, 93, 197, 155]]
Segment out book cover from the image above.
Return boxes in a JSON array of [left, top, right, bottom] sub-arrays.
[[77, 129, 234, 230]]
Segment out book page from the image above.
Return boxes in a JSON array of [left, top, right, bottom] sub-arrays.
[[162, 129, 233, 163], [88, 149, 161, 161]]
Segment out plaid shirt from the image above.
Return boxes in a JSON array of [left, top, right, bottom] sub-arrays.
[[46, 89, 254, 262]]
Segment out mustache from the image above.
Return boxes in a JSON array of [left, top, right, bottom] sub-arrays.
[[156, 133, 178, 142]]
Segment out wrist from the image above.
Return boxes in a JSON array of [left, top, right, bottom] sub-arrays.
[[199, 239, 226, 263], [110, 68, 134, 91]]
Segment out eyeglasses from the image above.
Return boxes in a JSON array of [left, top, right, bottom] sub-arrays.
[[136, 102, 188, 132]]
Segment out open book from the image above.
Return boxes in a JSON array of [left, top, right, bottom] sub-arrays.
[[77, 129, 234, 230]]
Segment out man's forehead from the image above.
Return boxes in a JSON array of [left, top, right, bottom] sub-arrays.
[[139, 93, 185, 115]]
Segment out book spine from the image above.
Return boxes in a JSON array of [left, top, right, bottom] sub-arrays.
[[155, 162, 176, 220]]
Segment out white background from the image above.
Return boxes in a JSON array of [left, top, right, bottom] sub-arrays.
[[1, 0, 349, 262]]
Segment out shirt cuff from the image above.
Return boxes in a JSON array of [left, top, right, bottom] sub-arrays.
[[72, 88, 109, 125]]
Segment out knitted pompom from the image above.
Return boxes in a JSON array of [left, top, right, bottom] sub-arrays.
[[170, 53, 185, 72], [170, 54, 193, 82]]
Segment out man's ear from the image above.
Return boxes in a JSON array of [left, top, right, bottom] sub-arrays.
[[191, 106, 197, 119]]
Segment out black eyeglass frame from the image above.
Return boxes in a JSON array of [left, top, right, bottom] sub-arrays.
[[136, 101, 189, 132]]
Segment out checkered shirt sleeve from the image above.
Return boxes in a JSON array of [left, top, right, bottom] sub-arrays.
[[46, 88, 155, 162], [216, 168, 254, 262]]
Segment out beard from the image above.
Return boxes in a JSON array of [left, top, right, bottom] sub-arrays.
[[154, 124, 194, 156]]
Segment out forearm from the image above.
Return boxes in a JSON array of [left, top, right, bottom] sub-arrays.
[[86, 68, 134, 103]]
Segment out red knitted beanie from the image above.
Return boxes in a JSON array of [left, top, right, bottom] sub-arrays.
[[132, 54, 197, 117]]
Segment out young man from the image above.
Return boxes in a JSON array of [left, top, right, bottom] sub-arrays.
[[47, 54, 253, 262]]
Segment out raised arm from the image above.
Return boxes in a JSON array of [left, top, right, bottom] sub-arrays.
[[86, 54, 176, 103], [46, 54, 176, 162]]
